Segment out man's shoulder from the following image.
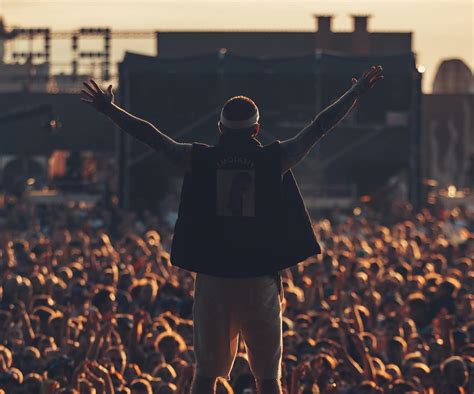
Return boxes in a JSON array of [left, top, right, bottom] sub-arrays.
[[192, 142, 213, 149], [260, 140, 282, 162], [262, 140, 281, 150], [190, 142, 214, 160]]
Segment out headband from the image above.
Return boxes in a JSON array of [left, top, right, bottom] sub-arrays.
[[220, 108, 259, 129]]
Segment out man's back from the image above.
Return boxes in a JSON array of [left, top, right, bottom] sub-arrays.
[[170, 135, 321, 278]]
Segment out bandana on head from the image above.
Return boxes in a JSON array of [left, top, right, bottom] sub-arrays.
[[220, 107, 260, 129]]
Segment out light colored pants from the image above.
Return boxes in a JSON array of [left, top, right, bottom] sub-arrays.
[[193, 272, 283, 380]]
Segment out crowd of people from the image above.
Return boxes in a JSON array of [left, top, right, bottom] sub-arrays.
[[0, 196, 472, 393]]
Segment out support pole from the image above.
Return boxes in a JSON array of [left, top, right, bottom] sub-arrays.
[[409, 68, 423, 211]]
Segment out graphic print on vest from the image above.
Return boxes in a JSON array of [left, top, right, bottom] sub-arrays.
[[216, 155, 256, 217]]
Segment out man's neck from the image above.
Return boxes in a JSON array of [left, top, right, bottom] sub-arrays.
[[218, 133, 261, 148]]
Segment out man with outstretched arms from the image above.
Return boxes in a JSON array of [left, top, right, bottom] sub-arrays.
[[81, 64, 384, 393]]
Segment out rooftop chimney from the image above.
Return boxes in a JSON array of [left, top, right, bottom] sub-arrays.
[[351, 14, 371, 32], [314, 14, 333, 33], [314, 14, 334, 51], [351, 14, 371, 54]]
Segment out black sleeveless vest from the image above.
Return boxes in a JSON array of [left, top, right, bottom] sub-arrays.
[[170, 134, 322, 277]]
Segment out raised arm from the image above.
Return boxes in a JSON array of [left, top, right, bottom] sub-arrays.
[[280, 65, 384, 173], [81, 80, 191, 170]]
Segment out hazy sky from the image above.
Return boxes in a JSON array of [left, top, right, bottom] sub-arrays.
[[1, 0, 472, 93]]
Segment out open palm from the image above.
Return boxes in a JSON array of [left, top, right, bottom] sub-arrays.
[[351, 65, 384, 95], [81, 79, 114, 113]]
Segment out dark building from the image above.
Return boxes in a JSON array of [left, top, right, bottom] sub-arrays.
[[118, 49, 421, 213], [421, 59, 474, 204], [422, 93, 474, 190], [156, 14, 412, 57]]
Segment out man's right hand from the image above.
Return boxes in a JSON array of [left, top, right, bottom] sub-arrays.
[[81, 79, 114, 113], [80, 79, 192, 170]]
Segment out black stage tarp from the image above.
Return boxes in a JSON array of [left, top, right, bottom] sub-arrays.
[[118, 50, 420, 211]]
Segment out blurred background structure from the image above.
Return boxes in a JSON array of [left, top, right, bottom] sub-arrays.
[[0, 7, 472, 220]]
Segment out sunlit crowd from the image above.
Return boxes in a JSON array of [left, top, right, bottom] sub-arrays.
[[0, 197, 472, 393]]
